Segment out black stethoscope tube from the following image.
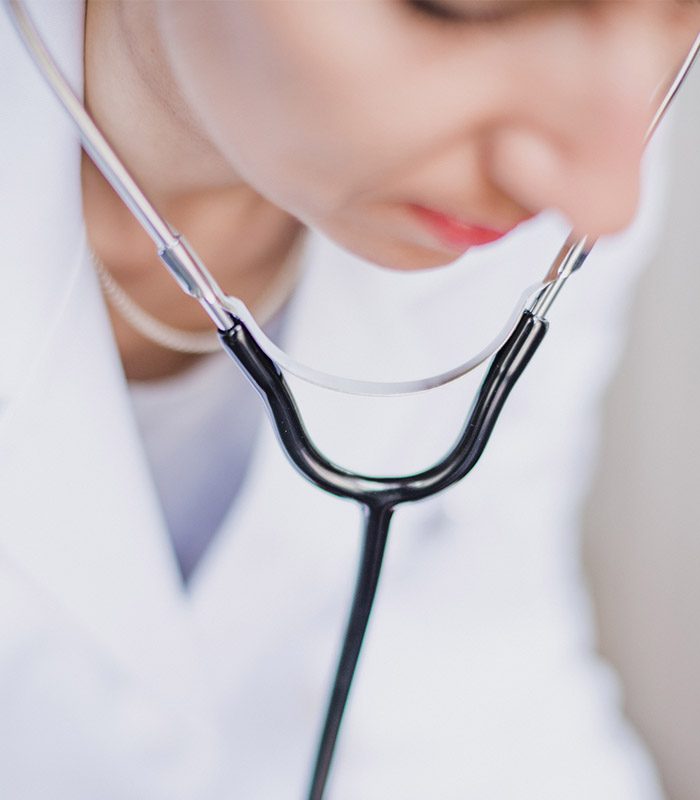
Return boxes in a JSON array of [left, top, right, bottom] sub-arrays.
[[220, 309, 548, 799]]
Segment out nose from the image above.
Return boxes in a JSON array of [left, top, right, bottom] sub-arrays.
[[486, 16, 690, 238]]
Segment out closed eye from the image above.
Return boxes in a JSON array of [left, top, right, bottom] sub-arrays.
[[405, 0, 586, 25], [407, 0, 700, 26]]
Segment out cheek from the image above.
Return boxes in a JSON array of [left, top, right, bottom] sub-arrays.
[[156, 2, 529, 271], [157, 2, 465, 220], [156, 2, 326, 209]]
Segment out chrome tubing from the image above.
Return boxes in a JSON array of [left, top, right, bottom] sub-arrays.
[[4, 0, 233, 331]]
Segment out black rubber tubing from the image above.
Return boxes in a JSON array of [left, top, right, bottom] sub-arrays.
[[219, 310, 548, 800]]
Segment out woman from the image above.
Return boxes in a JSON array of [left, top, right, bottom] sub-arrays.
[[0, 1, 697, 798]]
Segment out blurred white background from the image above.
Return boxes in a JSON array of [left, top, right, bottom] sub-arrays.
[[582, 56, 700, 800]]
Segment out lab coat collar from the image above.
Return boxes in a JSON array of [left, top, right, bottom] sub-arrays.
[[0, 0, 207, 716], [0, 245, 208, 710]]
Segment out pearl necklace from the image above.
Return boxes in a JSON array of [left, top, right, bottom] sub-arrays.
[[91, 239, 303, 354]]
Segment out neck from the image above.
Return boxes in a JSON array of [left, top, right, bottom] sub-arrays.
[[81, 0, 302, 381]]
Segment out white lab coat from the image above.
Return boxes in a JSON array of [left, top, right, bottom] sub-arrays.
[[0, 2, 666, 798]]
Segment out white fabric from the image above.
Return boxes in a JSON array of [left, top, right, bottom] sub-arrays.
[[128, 307, 287, 584], [129, 351, 264, 583], [0, 2, 667, 799]]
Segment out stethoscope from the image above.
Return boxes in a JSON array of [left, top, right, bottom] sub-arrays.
[[6, 1, 699, 797]]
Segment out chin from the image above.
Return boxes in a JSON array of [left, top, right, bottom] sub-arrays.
[[361, 242, 466, 272], [326, 226, 467, 272]]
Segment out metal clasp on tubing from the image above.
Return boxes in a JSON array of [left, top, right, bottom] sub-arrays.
[[528, 234, 591, 320], [158, 235, 235, 331]]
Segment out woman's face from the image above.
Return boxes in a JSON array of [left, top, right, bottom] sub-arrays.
[[156, 0, 699, 270]]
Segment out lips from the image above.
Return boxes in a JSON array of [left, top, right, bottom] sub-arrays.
[[408, 204, 513, 251]]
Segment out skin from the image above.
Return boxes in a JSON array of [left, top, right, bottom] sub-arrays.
[[81, 0, 700, 379]]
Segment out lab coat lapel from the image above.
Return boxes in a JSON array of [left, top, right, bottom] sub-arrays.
[[0, 251, 205, 708], [0, 0, 202, 712]]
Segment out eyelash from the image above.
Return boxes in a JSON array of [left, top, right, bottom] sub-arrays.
[[407, 0, 700, 26], [407, 0, 463, 21], [406, 0, 512, 25]]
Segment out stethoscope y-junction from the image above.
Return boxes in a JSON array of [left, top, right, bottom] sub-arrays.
[[5, 2, 699, 797]]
